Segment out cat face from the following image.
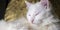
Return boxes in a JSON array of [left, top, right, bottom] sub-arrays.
[[25, 0, 51, 24]]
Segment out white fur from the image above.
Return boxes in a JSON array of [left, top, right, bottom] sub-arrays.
[[0, 17, 31, 30], [0, 0, 60, 30], [0, 17, 44, 30], [25, 0, 60, 30], [25, 0, 51, 24]]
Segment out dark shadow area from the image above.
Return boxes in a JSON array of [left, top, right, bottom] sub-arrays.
[[0, 0, 11, 20], [50, 0, 60, 19]]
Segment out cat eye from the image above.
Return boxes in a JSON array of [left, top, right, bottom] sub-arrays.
[[35, 12, 40, 16]]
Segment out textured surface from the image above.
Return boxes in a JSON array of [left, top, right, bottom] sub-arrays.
[[5, 0, 27, 21]]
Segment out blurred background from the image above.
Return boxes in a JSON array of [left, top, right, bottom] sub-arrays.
[[0, 0, 10, 20], [0, 0, 60, 21]]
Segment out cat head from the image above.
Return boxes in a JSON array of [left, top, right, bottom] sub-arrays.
[[25, 0, 51, 24], [25, 0, 51, 11]]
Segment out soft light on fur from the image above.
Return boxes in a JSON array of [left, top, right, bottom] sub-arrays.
[[0, 0, 60, 30], [25, 0, 60, 30], [0, 17, 43, 30]]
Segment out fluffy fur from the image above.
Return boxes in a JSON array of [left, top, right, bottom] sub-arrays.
[[0, 0, 60, 30], [25, 0, 60, 30], [0, 17, 43, 30], [0, 17, 31, 30]]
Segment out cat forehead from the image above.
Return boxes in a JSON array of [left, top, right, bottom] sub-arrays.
[[28, 3, 44, 11], [29, 3, 42, 9], [29, 4, 43, 11]]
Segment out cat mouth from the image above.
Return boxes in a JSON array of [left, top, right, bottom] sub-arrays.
[[31, 19, 34, 23]]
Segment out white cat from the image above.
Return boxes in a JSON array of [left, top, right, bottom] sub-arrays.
[[25, 0, 60, 30], [0, 0, 60, 30]]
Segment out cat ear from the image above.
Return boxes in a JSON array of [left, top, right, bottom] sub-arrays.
[[25, 1, 32, 8], [40, 0, 50, 9]]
